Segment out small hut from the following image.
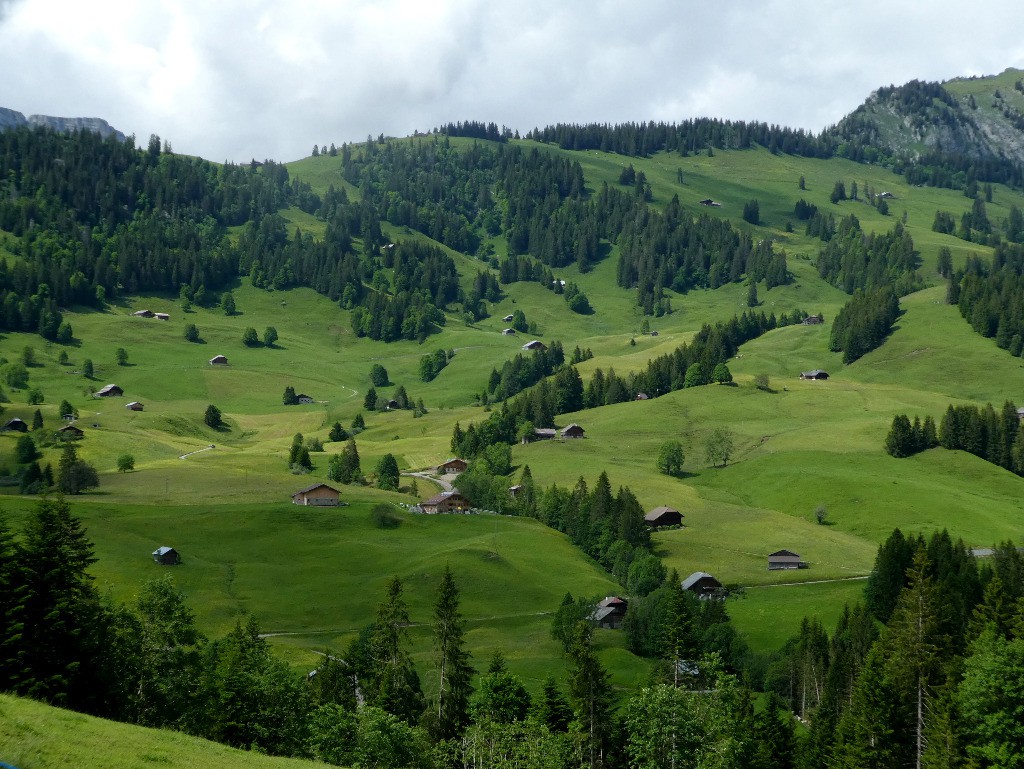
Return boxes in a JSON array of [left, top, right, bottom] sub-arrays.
[[152, 546, 181, 566]]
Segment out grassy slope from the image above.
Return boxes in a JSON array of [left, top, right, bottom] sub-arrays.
[[0, 694, 327, 769], [2, 138, 1024, 686]]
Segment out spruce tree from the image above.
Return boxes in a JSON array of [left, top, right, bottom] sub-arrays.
[[430, 566, 473, 740], [16, 497, 102, 708], [0, 512, 24, 688], [566, 621, 614, 769], [366, 577, 424, 724]]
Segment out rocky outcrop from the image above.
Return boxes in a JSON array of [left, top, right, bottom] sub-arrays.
[[0, 107, 126, 142]]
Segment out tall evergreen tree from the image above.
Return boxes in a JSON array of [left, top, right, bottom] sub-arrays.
[[16, 497, 102, 709], [366, 577, 424, 724], [0, 512, 24, 688], [430, 566, 473, 741], [566, 621, 615, 769]]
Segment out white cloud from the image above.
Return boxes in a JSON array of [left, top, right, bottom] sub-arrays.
[[1, 0, 1023, 161]]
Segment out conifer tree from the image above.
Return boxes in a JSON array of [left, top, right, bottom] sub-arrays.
[[0, 512, 24, 688], [566, 621, 614, 769], [366, 577, 424, 724], [16, 497, 102, 708], [430, 566, 473, 740]]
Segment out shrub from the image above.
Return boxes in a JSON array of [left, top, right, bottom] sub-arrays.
[[371, 503, 402, 529]]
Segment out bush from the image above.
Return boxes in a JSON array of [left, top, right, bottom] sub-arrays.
[[117, 454, 135, 473], [371, 503, 402, 529]]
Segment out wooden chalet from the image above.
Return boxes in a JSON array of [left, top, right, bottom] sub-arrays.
[[768, 549, 806, 570], [94, 384, 124, 397], [522, 340, 546, 351], [296, 394, 314, 404], [291, 483, 341, 506], [421, 490, 470, 514], [799, 369, 829, 380], [508, 484, 524, 498], [502, 328, 516, 335], [125, 401, 144, 411], [682, 571, 725, 599], [438, 458, 468, 474], [2, 418, 28, 432], [132, 309, 155, 318], [56, 424, 84, 440], [699, 198, 722, 207], [152, 546, 181, 566], [502, 314, 515, 322], [635, 392, 649, 401], [561, 424, 585, 439], [154, 312, 170, 321], [590, 596, 628, 630], [209, 354, 228, 366], [645, 506, 684, 527], [801, 314, 824, 325]]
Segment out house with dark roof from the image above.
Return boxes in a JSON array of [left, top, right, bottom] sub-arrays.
[[152, 546, 181, 566], [590, 596, 628, 630], [802, 314, 824, 325], [125, 401, 144, 411], [635, 392, 649, 401], [56, 424, 84, 440], [421, 490, 470, 514], [209, 354, 228, 366], [502, 328, 516, 335], [291, 483, 341, 506], [132, 309, 155, 318], [561, 424, 585, 439], [296, 394, 314, 404], [2, 418, 28, 432], [522, 340, 546, 351], [699, 199, 722, 207], [502, 314, 515, 322], [800, 370, 829, 380], [154, 312, 170, 321], [94, 384, 124, 397], [768, 549, 806, 570], [645, 506, 684, 527], [682, 571, 725, 599]]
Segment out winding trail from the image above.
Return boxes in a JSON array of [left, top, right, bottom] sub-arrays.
[[402, 471, 453, 492]]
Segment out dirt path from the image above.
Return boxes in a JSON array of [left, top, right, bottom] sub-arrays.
[[179, 444, 216, 459], [402, 471, 453, 492]]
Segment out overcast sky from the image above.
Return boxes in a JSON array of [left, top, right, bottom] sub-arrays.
[[2, 0, 1024, 163]]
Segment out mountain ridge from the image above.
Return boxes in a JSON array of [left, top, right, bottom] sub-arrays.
[[0, 106, 126, 142]]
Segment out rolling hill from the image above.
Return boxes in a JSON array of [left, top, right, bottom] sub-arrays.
[[3, 68, 1024, 765]]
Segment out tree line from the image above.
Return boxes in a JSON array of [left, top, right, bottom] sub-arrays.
[[885, 400, 1024, 476]]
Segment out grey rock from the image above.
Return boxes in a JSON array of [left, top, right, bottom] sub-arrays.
[[0, 106, 126, 142]]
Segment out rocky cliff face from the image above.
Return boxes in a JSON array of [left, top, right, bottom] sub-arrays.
[[0, 107, 126, 142]]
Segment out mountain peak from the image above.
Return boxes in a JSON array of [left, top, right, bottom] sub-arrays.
[[0, 107, 125, 142]]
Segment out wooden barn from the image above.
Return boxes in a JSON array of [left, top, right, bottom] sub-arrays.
[[56, 424, 84, 440], [125, 401, 144, 411], [209, 354, 229, 366], [94, 384, 123, 397], [291, 483, 341, 506], [800, 369, 829, 380], [561, 424, 586, 439], [522, 340, 546, 351], [645, 506, 684, 527], [590, 596, 628, 630], [152, 546, 181, 566], [682, 571, 725, 599], [768, 549, 806, 570], [2, 418, 28, 432]]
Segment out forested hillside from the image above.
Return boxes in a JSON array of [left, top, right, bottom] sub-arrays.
[[6, 66, 1024, 769]]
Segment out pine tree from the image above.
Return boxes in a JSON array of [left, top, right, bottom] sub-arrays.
[[16, 497, 102, 709], [430, 566, 473, 740], [566, 621, 614, 769], [376, 453, 400, 490], [366, 577, 424, 724], [0, 512, 24, 688]]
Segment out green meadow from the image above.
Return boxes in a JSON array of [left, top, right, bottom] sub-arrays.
[[0, 694, 328, 769], [3, 138, 1024, 690]]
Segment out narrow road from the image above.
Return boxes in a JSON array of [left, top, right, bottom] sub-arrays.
[[402, 471, 454, 492], [179, 444, 216, 459]]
